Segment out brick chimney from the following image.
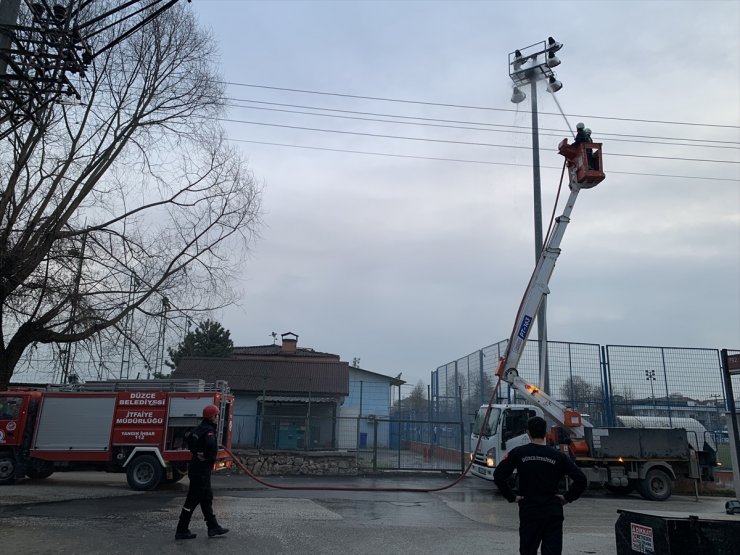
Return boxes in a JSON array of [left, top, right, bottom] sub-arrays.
[[280, 332, 298, 354]]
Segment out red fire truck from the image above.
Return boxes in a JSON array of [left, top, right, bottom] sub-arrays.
[[0, 379, 234, 490]]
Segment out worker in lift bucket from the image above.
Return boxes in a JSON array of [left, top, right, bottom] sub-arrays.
[[493, 416, 587, 555], [573, 122, 597, 171], [175, 404, 229, 540], [573, 122, 588, 145]]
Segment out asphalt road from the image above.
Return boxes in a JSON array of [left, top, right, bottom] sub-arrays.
[[0, 471, 736, 554]]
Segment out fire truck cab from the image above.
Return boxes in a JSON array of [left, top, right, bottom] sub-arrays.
[[0, 379, 233, 490]]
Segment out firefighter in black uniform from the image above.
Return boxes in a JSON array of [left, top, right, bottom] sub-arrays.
[[493, 416, 586, 555], [175, 404, 229, 540], [573, 122, 597, 170], [573, 122, 589, 145]]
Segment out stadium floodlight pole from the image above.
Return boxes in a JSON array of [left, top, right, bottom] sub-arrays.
[[508, 37, 564, 395]]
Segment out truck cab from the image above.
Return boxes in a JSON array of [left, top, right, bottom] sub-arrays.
[[0, 392, 42, 484], [0, 394, 25, 447], [470, 404, 541, 480]]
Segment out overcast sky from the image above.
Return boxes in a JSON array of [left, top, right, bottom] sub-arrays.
[[189, 0, 739, 387]]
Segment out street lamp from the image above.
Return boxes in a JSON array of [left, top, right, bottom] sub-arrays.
[[645, 369, 657, 413], [508, 37, 564, 394]]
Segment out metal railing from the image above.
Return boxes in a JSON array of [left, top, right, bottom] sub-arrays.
[[431, 340, 740, 471], [231, 413, 466, 473]]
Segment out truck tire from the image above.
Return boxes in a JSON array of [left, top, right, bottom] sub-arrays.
[[126, 455, 164, 491], [26, 459, 55, 480], [0, 452, 17, 485], [638, 469, 672, 501]]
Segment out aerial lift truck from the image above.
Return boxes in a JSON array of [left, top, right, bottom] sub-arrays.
[[470, 139, 717, 501]]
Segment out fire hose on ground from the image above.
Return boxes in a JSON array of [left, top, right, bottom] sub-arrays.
[[221, 377, 503, 494]]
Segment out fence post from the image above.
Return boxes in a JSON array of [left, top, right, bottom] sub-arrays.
[[568, 343, 575, 404], [357, 381, 363, 452], [601, 346, 614, 426], [454, 360, 459, 422], [372, 418, 378, 472], [427, 384, 431, 422], [458, 385, 465, 473], [306, 386, 312, 451], [479, 350, 485, 405], [660, 348, 673, 425], [259, 377, 267, 448], [434, 371, 439, 421], [720, 349, 740, 497]]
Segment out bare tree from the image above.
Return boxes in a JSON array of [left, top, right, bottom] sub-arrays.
[[391, 380, 428, 419], [611, 385, 637, 417], [406, 380, 427, 418], [559, 375, 602, 402], [558, 375, 606, 423], [0, 4, 261, 389], [471, 368, 495, 405]]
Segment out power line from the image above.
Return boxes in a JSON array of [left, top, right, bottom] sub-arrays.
[[77, 81, 739, 145], [229, 138, 739, 182], [222, 82, 740, 130], [220, 118, 740, 165], [223, 101, 740, 151], [75, 76, 739, 145], [226, 97, 740, 146]]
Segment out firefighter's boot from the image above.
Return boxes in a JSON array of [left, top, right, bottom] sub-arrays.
[[206, 517, 229, 538], [175, 508, 197, 540]]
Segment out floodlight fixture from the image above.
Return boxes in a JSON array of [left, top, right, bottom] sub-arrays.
[[512, 49, 525, 71], [510, 86, 526, 104], [547, 36, 563, 53], [547, 51, 560, 68], [547, 76, 563, 93]]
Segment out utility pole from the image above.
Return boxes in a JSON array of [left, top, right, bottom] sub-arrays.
[[0, 0, 22, 76], [1, 1, 184, 137], [508, 37, 564, 394]]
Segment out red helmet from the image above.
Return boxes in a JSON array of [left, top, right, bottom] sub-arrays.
[[202, 404, 219, 418]]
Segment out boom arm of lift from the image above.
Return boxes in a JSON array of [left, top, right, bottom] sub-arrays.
[[495, 139, 605, 439]]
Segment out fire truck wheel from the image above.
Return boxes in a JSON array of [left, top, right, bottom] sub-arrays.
[[126, 454, 164, 491], [0, 452, 17, 485], [26, 460, 55, 480], [638, 469, 672, 501]]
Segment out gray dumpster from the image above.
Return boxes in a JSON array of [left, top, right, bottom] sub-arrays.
[[615, 509, 740, 555]]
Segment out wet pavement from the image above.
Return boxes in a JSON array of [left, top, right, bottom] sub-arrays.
[[0, 471, 736, 554]]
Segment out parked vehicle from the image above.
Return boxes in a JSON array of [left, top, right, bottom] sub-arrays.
[[0, 379, 233, 490]]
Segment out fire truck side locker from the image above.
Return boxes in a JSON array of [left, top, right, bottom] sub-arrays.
[[33, 394, 117, 454]]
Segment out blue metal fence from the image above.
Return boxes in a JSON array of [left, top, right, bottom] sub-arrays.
[[431, 340, 740, 439]]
